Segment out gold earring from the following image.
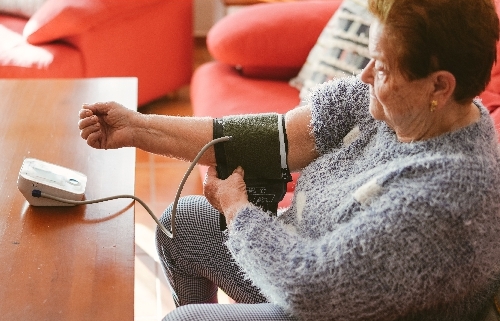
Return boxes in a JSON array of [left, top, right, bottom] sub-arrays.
[[430, 100, 437, 112]]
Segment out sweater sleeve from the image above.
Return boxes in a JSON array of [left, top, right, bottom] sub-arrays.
[[308, 76, 370, 155], [225, 159, 500, 321]]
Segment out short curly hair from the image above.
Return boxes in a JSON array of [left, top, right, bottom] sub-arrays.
[[368, 0, 499, 103]]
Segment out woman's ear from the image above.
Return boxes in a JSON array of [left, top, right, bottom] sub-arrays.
[[430, 70, 457, 104]]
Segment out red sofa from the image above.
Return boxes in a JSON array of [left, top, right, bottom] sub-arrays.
[[191, 0, 500, 208], [0, 0, 193, 106]]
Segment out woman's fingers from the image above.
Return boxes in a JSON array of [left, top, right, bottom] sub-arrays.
[[79, 121, 100, 140], [78, 114, 98, 129], [86, 131, 105, 149]]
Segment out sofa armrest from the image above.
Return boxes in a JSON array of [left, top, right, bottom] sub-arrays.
[[207, 0, 342, 79], [480, 69, 500, 115], [23, 0, 163, 44], [479, 7, 500, 117]]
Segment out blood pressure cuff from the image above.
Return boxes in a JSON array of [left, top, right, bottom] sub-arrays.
[[213, 113, 292, 223]]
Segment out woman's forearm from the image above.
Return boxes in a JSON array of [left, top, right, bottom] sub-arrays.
[[133, 113, 217, 166]]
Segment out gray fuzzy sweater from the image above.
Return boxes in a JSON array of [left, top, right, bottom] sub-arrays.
[[226, 77, 500, 321]]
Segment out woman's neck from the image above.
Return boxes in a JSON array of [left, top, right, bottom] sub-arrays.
[[396, 101, 480, 143]]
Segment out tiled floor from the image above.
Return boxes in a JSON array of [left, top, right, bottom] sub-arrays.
[[133, 39, 232, 321]]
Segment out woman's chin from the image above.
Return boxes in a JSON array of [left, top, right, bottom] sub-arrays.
[[369, 102, 384, 121]]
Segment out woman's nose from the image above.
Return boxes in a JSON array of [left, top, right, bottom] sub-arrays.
[[360, 59, 375, 85]]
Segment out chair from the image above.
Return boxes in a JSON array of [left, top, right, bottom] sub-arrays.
[[0, 0, 193, 106]]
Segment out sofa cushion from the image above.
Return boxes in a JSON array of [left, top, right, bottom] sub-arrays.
[[290, 0, 373, 100], [207, 0, 342, 80], [191, 61, 301, 118], [0, 0, 47, 18], [0, 15, 84, 77], [23, 0, 163, 44]]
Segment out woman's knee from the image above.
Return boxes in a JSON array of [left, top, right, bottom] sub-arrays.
[[156, 195, 219, 239], [163, 304, 235, 321], [155, 195, 225, 263], [163, 303, 298, 321], [162, 305, 205, 321]]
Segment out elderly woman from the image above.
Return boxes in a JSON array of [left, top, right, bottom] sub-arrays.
[[79, 0, 500, 320]]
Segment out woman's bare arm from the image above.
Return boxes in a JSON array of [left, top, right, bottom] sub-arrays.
[[285, 105, 319, 172], [79, 101, 318, 170]]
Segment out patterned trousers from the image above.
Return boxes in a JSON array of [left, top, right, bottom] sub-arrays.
[[156, 195, 297, 321]]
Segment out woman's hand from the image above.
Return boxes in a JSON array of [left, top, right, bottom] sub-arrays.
[[204, 166, 250, 225], [78, 101, 138, 149]]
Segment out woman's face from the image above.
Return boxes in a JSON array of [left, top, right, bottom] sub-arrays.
[[360, 20, 433, 135]]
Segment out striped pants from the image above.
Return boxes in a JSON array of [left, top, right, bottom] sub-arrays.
[[155, 195, 297, 321]]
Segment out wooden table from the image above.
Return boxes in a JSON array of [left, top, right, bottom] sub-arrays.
[[0, 78, 137, 321]]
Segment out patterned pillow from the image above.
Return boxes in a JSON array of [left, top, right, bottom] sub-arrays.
[[0, 0, 47, 18], [289, 0, 373, 101]]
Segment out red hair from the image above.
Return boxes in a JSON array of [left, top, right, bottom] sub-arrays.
[[368, 0, 499, 103]]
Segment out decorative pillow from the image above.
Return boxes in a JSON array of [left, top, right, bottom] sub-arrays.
[[289, 0, 373, 100], [0, 0, 47, 18], [23, 0, 163, 45], [207, 1, 342, 80]]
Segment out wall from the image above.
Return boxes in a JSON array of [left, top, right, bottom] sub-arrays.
[[194, 0, 225, 37]]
